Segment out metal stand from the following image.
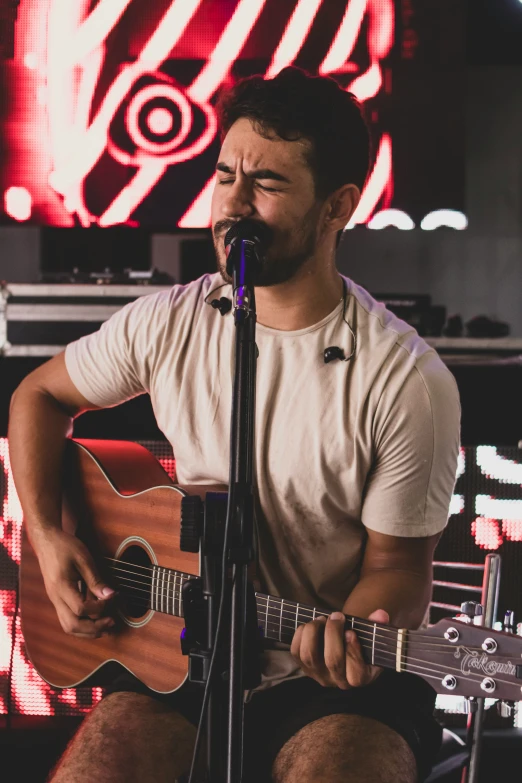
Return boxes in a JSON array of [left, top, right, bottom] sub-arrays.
[[180, 235, 262, 782], [462, 553, 501, 783]]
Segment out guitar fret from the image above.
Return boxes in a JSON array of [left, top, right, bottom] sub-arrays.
[[160, 568, 164, 614], [279, 599, 284, 642], [295, 603, 299, 630], [372, 622, 376, 665], [151, 566, 157, 611]]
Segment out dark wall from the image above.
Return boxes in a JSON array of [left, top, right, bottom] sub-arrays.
[[337, 65, 522, 337]]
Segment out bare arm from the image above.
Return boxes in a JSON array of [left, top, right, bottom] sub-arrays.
[[8, 351, 96, 548], [291, 529, 442, 689], [9, 352, 115, 636], [342, 528, 442, 629]]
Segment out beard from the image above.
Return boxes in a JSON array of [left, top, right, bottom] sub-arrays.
[[213, 204, 321, 288]]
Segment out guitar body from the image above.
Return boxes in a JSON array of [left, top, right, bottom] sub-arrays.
[[20, 439, 217, 694], [20, 439, 522, 703]]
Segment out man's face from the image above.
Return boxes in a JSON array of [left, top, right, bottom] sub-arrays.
[[211, 118, 325, 287]]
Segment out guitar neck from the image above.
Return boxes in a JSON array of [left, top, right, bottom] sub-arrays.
[[109, 559, 399, 670], [254, 592, 398, 668]]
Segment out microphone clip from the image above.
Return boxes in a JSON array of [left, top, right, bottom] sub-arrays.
[[210, 297, 232, 316]]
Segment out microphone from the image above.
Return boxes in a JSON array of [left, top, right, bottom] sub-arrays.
[[224, 219, 272, 279], [323, 346, 345, 363]]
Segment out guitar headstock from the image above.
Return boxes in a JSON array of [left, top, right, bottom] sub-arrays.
[[408, 618, 522, 700]]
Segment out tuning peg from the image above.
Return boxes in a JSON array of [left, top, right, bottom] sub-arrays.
[[503, 610, 515, 633], [497, 700, 515, 719], [459, 601, 483, 623]]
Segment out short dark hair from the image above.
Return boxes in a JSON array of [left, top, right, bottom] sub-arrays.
[[216, 66, 371, 201]]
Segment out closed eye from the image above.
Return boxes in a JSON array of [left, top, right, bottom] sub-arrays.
[[218, 179, 279, 193]]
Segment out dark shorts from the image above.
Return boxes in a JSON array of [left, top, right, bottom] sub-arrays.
[[106, 668, 442, 781]]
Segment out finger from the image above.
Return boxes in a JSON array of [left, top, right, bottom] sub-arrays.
[[344, 629, 382, 687], [324, 612, 350, 689], [75, 550, 115, 601], [290, 623, 305, 660], [295, 617, 329, 684], [56, 599, 115, 638], [344, 629, 369, 687], [83, 588, 114, 620], [367, 608, 390, 625], [59, 582, 108, 621]]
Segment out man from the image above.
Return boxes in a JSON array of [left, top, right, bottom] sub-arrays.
[[9, 67, 460, 782]]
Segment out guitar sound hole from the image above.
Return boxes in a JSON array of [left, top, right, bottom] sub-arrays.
[[116, 545, 153, 620]]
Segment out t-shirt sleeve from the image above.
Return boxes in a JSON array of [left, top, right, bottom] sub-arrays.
[[360, 352, 461, 538], [64, 292, 167, 408]]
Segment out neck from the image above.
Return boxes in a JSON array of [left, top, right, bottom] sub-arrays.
[[255, 257, 343, 331]]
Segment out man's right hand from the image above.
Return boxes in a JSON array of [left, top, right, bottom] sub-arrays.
[[33, 528, 116, 638]]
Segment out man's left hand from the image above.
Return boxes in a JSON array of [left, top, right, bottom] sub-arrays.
[[290, 608, 390, 690]]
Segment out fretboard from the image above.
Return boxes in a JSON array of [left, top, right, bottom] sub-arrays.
[[254, 592, 399, 669]]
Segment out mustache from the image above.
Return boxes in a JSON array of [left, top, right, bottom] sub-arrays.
[[213, 220, 236, 239], [213, 220, 272, 245]]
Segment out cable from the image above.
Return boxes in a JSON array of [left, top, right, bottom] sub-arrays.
[[186, 487, 235, 783]]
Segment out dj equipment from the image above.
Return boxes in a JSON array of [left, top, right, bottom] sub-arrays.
[[0, 282, 171, 356], [20, 438, 522, 704], [372, 294, 447, 338]]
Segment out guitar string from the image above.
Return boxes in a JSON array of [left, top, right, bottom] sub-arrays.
[[107, 574, 520, 687], [108, 566, 499, 653], [106, 582, 520, 691], [110, 574, 506, 664], [108, 568, 491, 654], [106, 559, 474, 647]]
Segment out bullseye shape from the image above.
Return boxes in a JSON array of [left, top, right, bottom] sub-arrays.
[[147, 107, 174, 136], [126, 83, 192, 155]]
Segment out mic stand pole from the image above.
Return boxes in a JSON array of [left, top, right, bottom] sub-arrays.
[[225, 241, 261, 783]]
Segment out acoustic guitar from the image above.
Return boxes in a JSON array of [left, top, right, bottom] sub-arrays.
[[20, 439, 522, 701]]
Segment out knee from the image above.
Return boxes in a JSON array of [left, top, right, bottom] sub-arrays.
[[90, 692, 168, 727], [272, 714, 417, 783]]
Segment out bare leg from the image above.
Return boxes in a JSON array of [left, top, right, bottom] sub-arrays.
[[272, 714, 417, 783], [49, 692, 198, 783]]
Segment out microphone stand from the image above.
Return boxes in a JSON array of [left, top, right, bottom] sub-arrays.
[[182, 231, 263, 783], [224, 236, 261, 782]]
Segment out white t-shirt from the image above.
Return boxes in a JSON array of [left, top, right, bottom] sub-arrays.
[[65, 273, 460, 688]]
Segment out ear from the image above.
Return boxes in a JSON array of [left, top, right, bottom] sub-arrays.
[[324, 184, 361, 232]]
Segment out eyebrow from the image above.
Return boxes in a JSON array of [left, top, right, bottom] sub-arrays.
[[216, 162, 291, 183]]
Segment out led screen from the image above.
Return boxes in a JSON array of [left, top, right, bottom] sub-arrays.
[[1, 439, 521, 717], [0, 0, 465, 229]]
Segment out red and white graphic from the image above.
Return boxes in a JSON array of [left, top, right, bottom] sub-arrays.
[[4, 0, 395, 228], [471, 446, 522, 551]]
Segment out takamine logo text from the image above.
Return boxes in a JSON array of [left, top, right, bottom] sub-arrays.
[[454, 647, 516, 677]]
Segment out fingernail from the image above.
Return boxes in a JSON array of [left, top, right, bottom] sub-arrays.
[[345, 630, 354, 643], [101, 587, 115, 597], [329, 612, 344, 621]]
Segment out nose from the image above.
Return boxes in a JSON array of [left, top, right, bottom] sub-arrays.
[[220, 179, 256, 220]]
